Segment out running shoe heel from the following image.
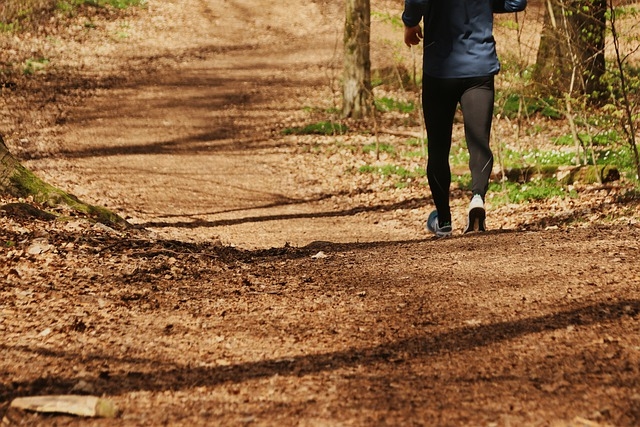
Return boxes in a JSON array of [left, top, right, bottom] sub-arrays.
[[464, 195, 486, 234]]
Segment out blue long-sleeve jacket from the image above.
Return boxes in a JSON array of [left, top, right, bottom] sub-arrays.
[[402, 0, 527, 78]]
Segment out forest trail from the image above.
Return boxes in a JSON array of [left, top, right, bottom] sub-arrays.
[[2, 1, 639, 426], [25, 0, 427, 249]]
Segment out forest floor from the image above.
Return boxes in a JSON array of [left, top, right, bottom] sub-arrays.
[[1, 0, 640, 426]]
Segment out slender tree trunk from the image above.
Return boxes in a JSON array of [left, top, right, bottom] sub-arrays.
[[573, 0, 606, 97], [533, 0, 606, 100], [343, 0, 372, 119]]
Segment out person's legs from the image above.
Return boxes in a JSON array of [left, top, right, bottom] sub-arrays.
[[423, 76, 460, 225], [460, 76, 495, 199]]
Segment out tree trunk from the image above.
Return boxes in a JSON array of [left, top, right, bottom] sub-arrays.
[[533, 0, 606, 100], [343, 0, 372, 119], [0, 135, 129, 229]]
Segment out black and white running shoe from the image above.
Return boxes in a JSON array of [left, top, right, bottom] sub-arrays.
[[463, 194, 486, 233], [427, 210, 453, 238]]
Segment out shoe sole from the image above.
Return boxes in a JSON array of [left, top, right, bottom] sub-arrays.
[[464, 207, 486, 233], [426, 210, 452, 238], [433, 229, 452, 238], [427, 223, 452, 238]]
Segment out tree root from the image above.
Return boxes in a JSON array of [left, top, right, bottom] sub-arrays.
[[1, 135, 130, 230]]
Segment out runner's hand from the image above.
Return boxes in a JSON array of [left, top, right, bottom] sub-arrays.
[[404, 25, 423, 47]]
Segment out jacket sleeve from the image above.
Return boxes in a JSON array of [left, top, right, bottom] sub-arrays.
[[493, 0, 527, 13], [402, 0, 429, 27]]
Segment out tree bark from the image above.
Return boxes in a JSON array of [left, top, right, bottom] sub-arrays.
[[533, 0, 606, 100], [343, 0, 372, 119], [1, 135, 129, 229]]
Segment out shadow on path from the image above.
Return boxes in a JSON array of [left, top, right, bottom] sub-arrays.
[[2, 299, 638, 401], [138, 196, 432, 229]]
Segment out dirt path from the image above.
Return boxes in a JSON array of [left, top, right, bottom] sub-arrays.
[[2, 1, 640, 426], [26, 0, 426, 249]]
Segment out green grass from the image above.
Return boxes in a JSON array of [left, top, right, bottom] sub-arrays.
[[371, 11, 404, 29], [362, 143, 395, 155], [302, 105, 340, 115], [404, 138, 423, 147], [499, 148, 576, 168], [448, 141, 627, 205], [1, 0, 146, 31], [403, 150, 424, 158], [453, 173, 577, 204], [488, 179, 578, 204], [595, 146, 637, 177], [57, 0, 147, 11], [23, 57, 50, 75], [374, 97, 415, 114], [450, 144, 471, 165], [282, 121, 348, 136], [496, 93, 563, 119], [368, 132, 640, 203], [451, 174, 472, 190], [358, 164, 425, 186], [0, 22, 19, 32], [359, 164, 415, 178], [358, 163, 426, 189], [498, 141, 636, 177], [553, 130, 621, 146]]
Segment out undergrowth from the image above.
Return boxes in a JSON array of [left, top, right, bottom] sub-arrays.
[[0, 0, 146, 31]]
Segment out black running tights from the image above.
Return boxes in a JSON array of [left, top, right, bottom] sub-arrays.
[[422, 75, 494, 224]]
